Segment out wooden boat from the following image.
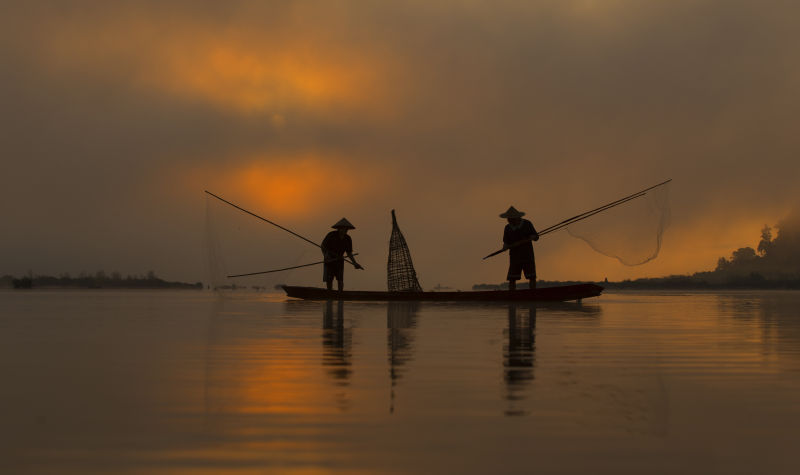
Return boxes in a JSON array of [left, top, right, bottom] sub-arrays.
[[283, 283, 603, 302]]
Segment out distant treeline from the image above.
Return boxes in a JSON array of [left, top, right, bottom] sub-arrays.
[[597, 275, 800, 290], [474, 274, 800, 291], [1, 271, 202, 290], [474, 216, 800, 291]]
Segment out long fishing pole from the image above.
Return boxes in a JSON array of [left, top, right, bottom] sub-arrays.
[[537, 192, 644, 235], [538, 178, 671, 235], [227, 254, 360, 278], [482, 179, 671, 260], [204, 190, 360, 268], [205, 190, 319, 248], [539, 192, 645, 236]]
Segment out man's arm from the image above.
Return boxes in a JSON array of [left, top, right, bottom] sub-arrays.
[[528, 221, 539, 242], [346, 236, 363, 269], [347, 251, 363, 269], [321, 233, 332, 256]]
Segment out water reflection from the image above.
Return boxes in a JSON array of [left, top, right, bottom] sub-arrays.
[[203, 297, 225, 420], [717, 292, 800, 361], [323, 299, 353, 412], [194, 293, 800, 469], [7, 291, 800, 473], [539, 301, 669, 435], [387, 301, 420, 413], [504, 303, 536, 416], [322, 299, 352, 383]]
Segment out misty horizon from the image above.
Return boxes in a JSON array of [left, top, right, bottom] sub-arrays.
[[5, 212, 799, 290]]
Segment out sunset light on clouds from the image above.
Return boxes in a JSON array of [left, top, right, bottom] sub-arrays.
[[2, 0, 799, 289], [186, 156, 384, 219], [34, 11, 392, 115]]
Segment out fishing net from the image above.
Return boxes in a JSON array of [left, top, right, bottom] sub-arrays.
[[204, 193, 315, 291], [203, 197, 228, 290], [563, 182, 671, 266], [387, 210, 423, 292]]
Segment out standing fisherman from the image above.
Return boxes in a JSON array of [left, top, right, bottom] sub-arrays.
[[322, 218, 363, 291], [500, 206, 539, 291]]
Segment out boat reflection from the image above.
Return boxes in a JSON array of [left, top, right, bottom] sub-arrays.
[[387, 301, 420, 413]]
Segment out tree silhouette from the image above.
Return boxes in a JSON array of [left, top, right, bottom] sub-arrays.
[[731, 247, 757, 264], [757, 225, 772, 256]]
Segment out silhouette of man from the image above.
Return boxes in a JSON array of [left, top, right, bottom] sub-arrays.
[[500, 206, 539, 291], [322, 218, 363, 291]]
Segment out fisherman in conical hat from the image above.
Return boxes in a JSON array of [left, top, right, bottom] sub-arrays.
[[322, 218, 363, 291], [500, 206, 539, 291]]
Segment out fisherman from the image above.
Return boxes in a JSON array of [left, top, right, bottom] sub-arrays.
[[500, 206, 539, 291], [322, 218, 363, 291]]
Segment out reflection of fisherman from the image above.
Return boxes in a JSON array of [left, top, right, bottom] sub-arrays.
[[323, 299, 352, 384], [500, 206, 539, 291], [504, 303, 536, 416], [322, 218, 363, 291]]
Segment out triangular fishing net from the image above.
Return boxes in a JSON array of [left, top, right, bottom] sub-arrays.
[[387, 210, 423, 292], [564, 182, 671, 266]]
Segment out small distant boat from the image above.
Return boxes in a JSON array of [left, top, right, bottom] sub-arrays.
[[282, 284, 603, 302]]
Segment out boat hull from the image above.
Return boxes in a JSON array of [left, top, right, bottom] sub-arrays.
[[282, 284, 603, 302]]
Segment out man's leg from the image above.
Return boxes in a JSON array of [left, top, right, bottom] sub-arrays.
[[523, 258, 536, 289], [508, 259, 521, 291], [333, 262, 344, 292], [324, 262, 333, 290]]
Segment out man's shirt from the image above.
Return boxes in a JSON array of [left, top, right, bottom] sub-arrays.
[[322, 231, 353, 257], [503, 219, 538, 258]]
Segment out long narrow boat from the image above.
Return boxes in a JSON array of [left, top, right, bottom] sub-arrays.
[[283, 283, 603, 302]]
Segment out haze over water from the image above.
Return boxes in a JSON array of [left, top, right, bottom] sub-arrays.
[[4, 1, 800, 286], [2, 290, 799, 474]]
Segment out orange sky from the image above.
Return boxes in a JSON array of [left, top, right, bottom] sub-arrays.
[[1, 1, 799, 288]]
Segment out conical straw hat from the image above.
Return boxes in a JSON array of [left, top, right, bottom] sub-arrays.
[[499, 206, 525, 218], [332, 218, 355, 229]]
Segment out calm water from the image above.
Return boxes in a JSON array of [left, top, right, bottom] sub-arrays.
[[1, 290, 800, 474]]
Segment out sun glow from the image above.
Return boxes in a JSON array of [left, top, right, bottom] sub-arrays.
[[234, 159, 356, 215], [182, 155, 382, 219]]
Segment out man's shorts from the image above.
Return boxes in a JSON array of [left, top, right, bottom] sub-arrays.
[[323, 260, 345, 282], [507, 256, 536, 281]]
